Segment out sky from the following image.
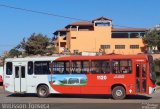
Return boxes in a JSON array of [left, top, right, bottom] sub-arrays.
[[0, 0, 160, 55]]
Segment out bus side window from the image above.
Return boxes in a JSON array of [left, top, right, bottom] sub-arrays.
[[102, 61, 110, 73], [53, 61, 62, 74], [28, 61, 33, 75], [91, 61, 99, 74], [112, 60, 132, 74], [6, 62, 13, 75], [70, 61, 90, 74], [64, 61, 70, 74], [120, 60, 132, 74], [71, 61, 81, 74], [81, 61, 90, 74], [112, 61, 119, 73], [91, 60, 110, 74], [34, 61, 50, 75], [53, 61, 69, 74]]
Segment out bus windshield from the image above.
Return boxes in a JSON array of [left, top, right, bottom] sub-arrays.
[[148, 55, 156, 84]]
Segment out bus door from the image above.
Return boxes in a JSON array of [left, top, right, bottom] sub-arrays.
[[14, 63, 27, 93], [135, 62, 147, 93]]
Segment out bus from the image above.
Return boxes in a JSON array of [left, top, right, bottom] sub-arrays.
[[3, 54, 156, 99]]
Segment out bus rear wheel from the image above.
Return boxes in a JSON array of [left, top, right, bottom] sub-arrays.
[[37, 85, 49, 98], [112, 86, 126, 100]]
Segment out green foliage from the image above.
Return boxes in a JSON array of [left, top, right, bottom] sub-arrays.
[[8, 48, 22, 58], [154, 59, 160, 72], [143, 29, 160, 48], [156, 72, 160, 86], [17, 33, 55, 55], [154, 60, 160, 85]]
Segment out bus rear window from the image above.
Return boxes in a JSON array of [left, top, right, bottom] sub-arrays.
[[6, 62, 12, 75], [34, 61, 50, 75]]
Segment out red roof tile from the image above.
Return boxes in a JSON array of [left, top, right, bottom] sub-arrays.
[[53, 28, 68, 35], [65, 21, 93, 28], [92, 16, 112, 22]]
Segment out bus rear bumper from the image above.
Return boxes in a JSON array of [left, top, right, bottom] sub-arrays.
[[149, 87, 156, 94]]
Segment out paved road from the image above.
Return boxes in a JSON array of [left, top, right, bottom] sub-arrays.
[[0, 86, 160, 109], [0, 86, 160, 104]]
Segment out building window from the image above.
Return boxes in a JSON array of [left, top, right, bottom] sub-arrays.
[[95, 22, 111, 26], [112, 59, 132, 74], [130, 33, 139, 38], [140, 32, 145, 38], [112, 33, 128, 38], [73, 50, 79, 54], [101, 45, 110, 49], [60, 42, 66, 47], [130, 45, 139, 49], [115, 45, 125, 49], [71, 37, 76, 39], [91, 60, 110, 74]]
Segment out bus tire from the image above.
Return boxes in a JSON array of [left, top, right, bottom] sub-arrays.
[[112, 86, 126, 100], [37, 85, 49, 98]]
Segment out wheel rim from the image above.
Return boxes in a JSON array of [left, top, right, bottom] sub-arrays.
[[116, 89, 123, 97], [39, 88, 47, 96]]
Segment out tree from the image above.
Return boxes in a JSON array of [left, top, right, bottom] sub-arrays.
[[8, 48, 22, 58], [143, 29, 160, 52], [17, 33, 55, 55]]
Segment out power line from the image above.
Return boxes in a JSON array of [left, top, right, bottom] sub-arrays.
[[0, 4, 141, 28], [0, 4, 90, 22]]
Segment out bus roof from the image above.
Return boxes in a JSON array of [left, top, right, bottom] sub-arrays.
[[4, 54, 150, 62], [5, 56, 59, 62], [56, 54, 150, 61]]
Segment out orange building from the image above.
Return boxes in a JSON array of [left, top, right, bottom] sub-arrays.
[[53, 17, 146, 54]]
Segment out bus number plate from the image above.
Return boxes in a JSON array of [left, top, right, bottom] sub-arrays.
[[97, 75, 107, 80]]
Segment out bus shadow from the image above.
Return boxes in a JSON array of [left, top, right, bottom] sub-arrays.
[[7, 93, 37, 97], [50, 94, 152, 100], [7, 94, 152, 100], [50, 94, 112, 99], [125, 95, 152, 100]]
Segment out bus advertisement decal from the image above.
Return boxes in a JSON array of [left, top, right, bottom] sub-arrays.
[[48, 74, 87, 86]]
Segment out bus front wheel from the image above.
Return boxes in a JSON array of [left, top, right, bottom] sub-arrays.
[[112, 86, 126, 100], [37, 85, 49, 98]]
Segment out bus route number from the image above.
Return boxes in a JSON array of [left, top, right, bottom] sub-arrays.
[[97, 75, 107, 80]]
